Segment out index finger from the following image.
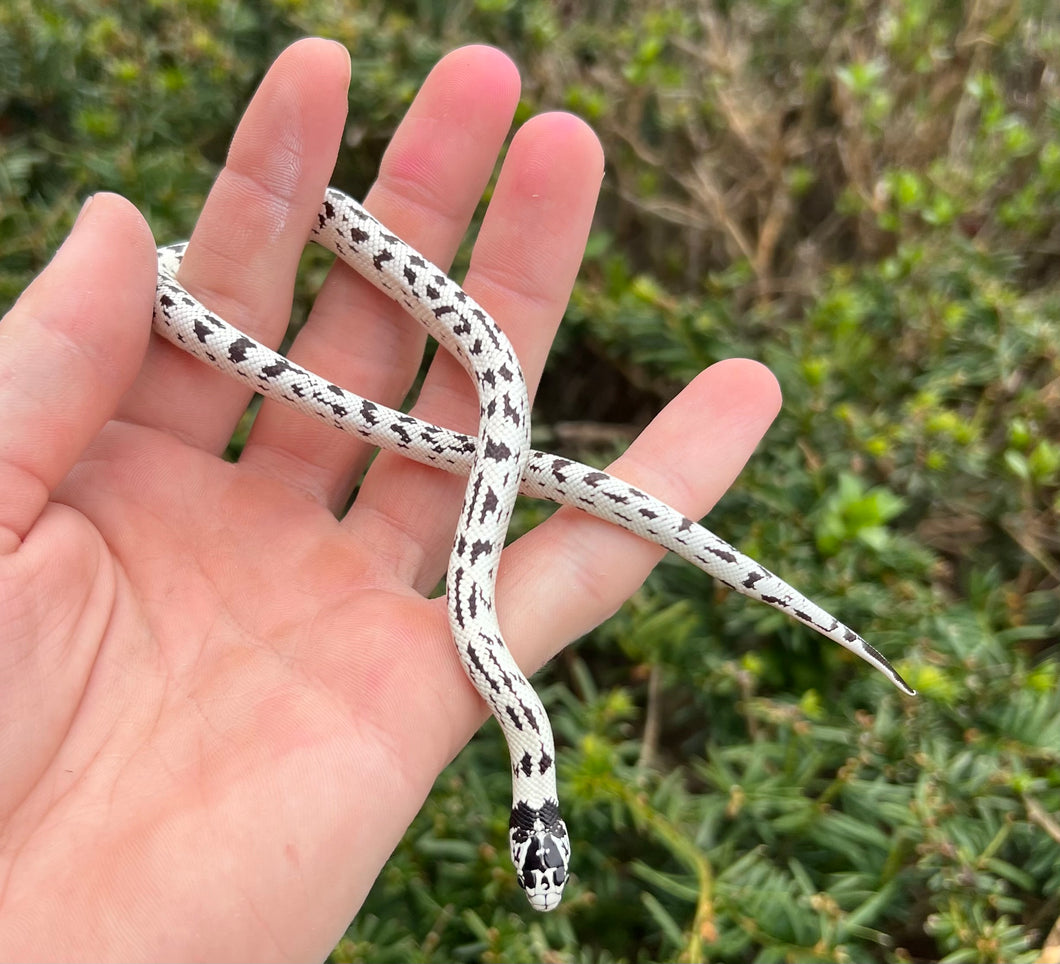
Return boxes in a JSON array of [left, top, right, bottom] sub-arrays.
[[116, 38, 352, 455]]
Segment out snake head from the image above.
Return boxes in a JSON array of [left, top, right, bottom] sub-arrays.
[[509, 800, 571, 912]]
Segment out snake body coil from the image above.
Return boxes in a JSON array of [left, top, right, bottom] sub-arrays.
[[154, 188, 913, 912]]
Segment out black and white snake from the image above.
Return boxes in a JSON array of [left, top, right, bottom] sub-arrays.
[[154, 187, 914, 912]]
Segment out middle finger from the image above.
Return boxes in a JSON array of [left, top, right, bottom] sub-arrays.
[[238, 45, 522, 504]]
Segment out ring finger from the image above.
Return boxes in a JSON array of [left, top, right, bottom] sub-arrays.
[[350, 111, 604, 592]]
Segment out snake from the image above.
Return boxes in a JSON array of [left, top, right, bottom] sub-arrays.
[[153, 186, 915, 913]]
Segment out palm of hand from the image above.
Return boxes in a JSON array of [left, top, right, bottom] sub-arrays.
[[3, 423, 459, 957]]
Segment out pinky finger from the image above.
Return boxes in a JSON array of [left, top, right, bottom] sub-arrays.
[[0, 194, 157, 552], [494, 358, 783, 670]]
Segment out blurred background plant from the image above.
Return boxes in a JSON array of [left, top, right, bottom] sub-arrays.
[[3, 0, 1060, 960]]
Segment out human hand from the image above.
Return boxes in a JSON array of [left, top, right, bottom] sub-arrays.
[[0, 38, 780, 961]]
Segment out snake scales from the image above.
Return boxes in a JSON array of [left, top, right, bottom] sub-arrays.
[[154, 187, 914, 912]]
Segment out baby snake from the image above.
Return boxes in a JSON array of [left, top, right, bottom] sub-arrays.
[[153, 187, 914, 912]]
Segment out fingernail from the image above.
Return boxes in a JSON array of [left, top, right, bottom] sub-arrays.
[[74, 194, 95, 227]]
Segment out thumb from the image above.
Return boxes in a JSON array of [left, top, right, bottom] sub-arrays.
[[0, 193, 156, 552]]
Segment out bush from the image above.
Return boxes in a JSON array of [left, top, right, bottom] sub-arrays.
[[3, 1, 1059, 961]]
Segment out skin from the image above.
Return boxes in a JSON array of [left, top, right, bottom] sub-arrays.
[[0, 38, 781, 962]]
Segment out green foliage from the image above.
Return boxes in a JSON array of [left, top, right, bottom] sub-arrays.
[[3, 0, 1060, 961]]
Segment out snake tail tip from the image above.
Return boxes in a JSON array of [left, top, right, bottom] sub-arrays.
[[893, 674, 916, 697]]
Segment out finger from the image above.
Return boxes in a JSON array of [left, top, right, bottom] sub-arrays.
[[497, 358, 783, 668], [117, 37, 351, 453], [351, 111, 605, 591], [0, 194, 156, 552], [238, 45, 522, 506]]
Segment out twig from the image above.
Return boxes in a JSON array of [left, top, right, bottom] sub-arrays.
[[1024, 793, 1060, 846], [638, 664, 663, 770]]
